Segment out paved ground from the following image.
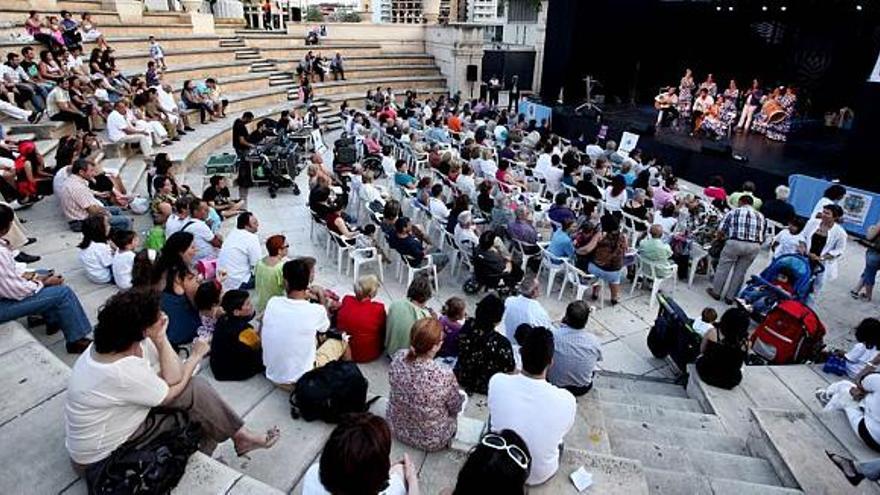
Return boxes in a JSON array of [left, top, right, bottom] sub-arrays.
[[15, 141, 878, 374]]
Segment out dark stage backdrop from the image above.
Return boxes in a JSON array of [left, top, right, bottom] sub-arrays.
[[541, 0, 880, 116]]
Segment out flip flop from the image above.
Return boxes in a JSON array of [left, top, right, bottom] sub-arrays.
[[825, 450, 864, 486]]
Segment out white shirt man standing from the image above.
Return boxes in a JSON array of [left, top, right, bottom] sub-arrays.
[[217, 212, 261, 291], [488, 326, 576, 486]]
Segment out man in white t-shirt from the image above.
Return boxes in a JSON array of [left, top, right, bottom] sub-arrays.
[[179, 198, 221, 262], [217, 211, 261, 291], [488, 326, 576, 486], [542, 154, 565, 196], [261, 257, 348, 386], [106, 100, 153, 157], [502, 277, 555, 341], [164, 197, 191, 238]]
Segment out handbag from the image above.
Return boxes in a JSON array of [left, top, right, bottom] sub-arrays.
[[86, 409, 202, 495], [822, 355, 848, 376]]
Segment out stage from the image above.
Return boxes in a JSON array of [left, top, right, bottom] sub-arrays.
[[550, 103, 853, 199]]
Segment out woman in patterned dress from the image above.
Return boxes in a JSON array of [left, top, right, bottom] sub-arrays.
[[765, 87, 798, 142], [700, 73, 718, 98], [700, 96, 728, 139], [678, 68, 696, 122], [453, 293, 515, 394], [721, 80, 740, 128], [387, 318, 465, 452], [752, 87, 782, 136]]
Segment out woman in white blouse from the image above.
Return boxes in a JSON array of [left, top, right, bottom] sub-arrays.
[[65, 290, 279, 472], [803, 204, 847, 298]]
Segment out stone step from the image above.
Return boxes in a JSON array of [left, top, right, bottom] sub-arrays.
[[641, 468, 804, 495], [607, 418, 748, 456], [114, 47, 242, 72], [595, 372, 690, 398], [611, 438, 782, 486], [751, 408, 880, 494], [2, 119, 72, 140], [600, 401, 726, 433], [418, 447, 650, 495], [596, 387, 705, 413]]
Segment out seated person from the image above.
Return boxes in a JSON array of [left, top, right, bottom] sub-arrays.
[[449, 430, 531, 494], [111, 229, 138, 290], [393, 217, 448, 272], [835, 319, 880, 380], [637, 224, 675, 278], [301, 413, 419, 494], [438, 297, 467, 358], [473, 230, 523, 289], [202, 175, 244, 219], [210, 290, 265, 381], [336, 275, 387, 363], [547, 193, 576, 226], [427, 184, 449, 220], [547, 218, 576, 262], [262, 257, 349, 387], [385, 274, 434, 357], [736, 266, 795, 314], [387, 318, 465, 452], [488, 326, 576, 486], [454, 210, 479, 250], [65, 290, 279, 474], [495, 160, 527, 191], [160, 264, 202, 346], [0, 204, 92, 353], [77, 214, 114, 284], [394, 160, 417, 190], [692, 307, 717, 337], [547, 301, 602, 396], [696, 308, 750, 389], [454, 294, 515, 394]]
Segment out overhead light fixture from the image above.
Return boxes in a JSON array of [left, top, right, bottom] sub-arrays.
[[762, 5, 768, 11], [857, 4, 863, 11], [716, 5, 721, 11], [728, 6, 733, 11], [780, 5, 787, 11]]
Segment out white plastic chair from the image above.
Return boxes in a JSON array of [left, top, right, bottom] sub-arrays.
[[512, 239, 541, 273], [535, 242, 567, 298], [327, 230, 356, 273], [630, 255, 678, 311], [558, 260, 599, 302], [349, 247, 384, 282], [397, 252, 439, 294], [688, 242, 716, 287]]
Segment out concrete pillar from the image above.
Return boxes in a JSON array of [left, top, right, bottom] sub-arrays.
[[423, 0, 440, 24], [212, 0, 245, 19], [102, 0, 143, 23], [27, 0, 57, 9], [531, 0, 549, 95]]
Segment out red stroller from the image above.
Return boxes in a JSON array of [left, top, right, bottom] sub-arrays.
[[748, 299, 826, 365]]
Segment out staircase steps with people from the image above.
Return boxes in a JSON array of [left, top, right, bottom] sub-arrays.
[[686, 363, 880, 494]]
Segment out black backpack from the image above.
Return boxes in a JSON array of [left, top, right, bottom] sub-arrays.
[[86, 409, 202, 495], [289, 361, 378, 422]]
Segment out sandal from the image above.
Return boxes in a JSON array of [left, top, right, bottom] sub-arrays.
[[825, 450, 864, 486], [235, 426, 281, 458], [850, 290, 862, 299]]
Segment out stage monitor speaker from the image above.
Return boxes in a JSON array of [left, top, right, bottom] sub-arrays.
[[627, 121, 655, 136], [701, 139, 733, 157], [466, 65, 478, 82]]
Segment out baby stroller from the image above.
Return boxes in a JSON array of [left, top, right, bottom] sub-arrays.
[[748, 299, 826, 365], [647, 292, 702, 374], [246, 137, 303, 198], [735, 254, 822, 322]]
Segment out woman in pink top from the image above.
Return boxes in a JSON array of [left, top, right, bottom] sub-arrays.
[[652, 176, 678, 210], [703, 175, 728, 207]]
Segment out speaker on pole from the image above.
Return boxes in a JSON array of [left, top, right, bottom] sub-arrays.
[[466, 65, 478, 82]]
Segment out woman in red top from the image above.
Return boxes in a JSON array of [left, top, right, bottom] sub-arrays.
[[336, 275, 387, 362]]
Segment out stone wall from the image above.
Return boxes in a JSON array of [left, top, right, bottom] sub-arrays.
[[424, 23, 485, 97]]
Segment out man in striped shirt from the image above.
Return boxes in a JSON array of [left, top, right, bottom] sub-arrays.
[[707, 195, 766, 304], [59, 158, 131, 232], [0, 204, 92, 353]]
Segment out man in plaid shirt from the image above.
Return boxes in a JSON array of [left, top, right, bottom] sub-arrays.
[[707, 195, 766, 303]]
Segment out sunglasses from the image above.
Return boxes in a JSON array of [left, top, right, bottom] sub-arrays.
[[481, 433, 530, 470]]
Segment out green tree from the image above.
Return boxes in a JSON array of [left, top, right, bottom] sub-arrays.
[[305, 6, 323, 22]]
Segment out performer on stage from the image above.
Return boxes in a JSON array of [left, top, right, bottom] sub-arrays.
[[655, 86, 679, 128], [677, 69, 695, 122], [736, 79, 763, 133], [699, 96, 728, 140], [721, 79, 739, 128], [752, 86, 782, 137], [691, 87, 714, 135], [699, 73, 718, 98], [764, 86, 797, 142], [508, 75, 520, 113]]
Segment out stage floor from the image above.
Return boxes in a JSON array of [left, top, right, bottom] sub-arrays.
[[557, 104, 853, 197]]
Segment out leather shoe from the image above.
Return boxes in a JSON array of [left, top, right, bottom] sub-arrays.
[[705, 287, 721, 301], [14, 252, 40, 263], [66, 338, 92, 354], [24, 237, 36, 246]]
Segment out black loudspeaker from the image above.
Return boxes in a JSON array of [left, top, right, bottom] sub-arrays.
[[466, 65, 478, 82], [701, 138, 733, 157], [626, 121, 655, 137]]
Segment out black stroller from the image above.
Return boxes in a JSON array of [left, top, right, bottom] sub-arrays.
[[647, 292, 703, 374], [246, 133, 304, 198]]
